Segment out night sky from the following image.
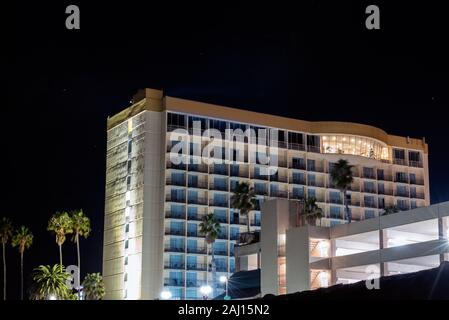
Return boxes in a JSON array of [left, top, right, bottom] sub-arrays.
[[5, 2, 448, 299]]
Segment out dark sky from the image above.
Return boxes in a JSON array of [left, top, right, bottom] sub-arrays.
[[4, 2, 448, 299]]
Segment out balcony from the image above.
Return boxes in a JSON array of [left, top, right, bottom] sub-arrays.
[[378, 189, 394, 196], [393, 159, 408, 166], [166, 162, 187, 171], [187, 230, 201, 237], [165, 228, 186, 236], [377, 174, 393, 181], [395, 176, 409, 184], [188, 180, 207, 189], [187, 213, 205, 221], [230, 168, 249, 178], [214, 249, 228, 256], [186, 279, 207, 288], [216, 266, 228, 272], [307, 145, 321, 153], [410, 178, 424, 185], [187, 197, 208, 205], [288, 142, 306, 151], [270, 190, 288, 198], [230, 217, 246, 225], [395, 191, 410, 198], [164, 277, 185, 286], [209, 183, 228, 191], [289, 161, 306, 170], [307, 165, 325, 173], [270, 175, 288, 183], [165, 211, 186, 219], [210, 165, 228, 176], [164, 246, 185, 253], [167, 124, 186, 132], [308, 180, 325, 188], [411, 192, 425, 199], [230, 234, 240, 241], [363, 188, 377, 194], [291, 178, 306, 185], [166, 195, 186, 203], [164, 262, 185, 270], [252, 173, 269, 181], [187, 246, 207, 254], [362, 173, 376, 180], [188, 163, 208, 173], [327, 198, 342, 205], [209, 199, 228, 207], [364, 202, 377, 209], [409, 160, 423, 168], [187, 263, 207, 271], [250, 219, 261, 226], [350, 201, 361, 207], [289, 193, 304, 200], [166, 178, 186, 187]]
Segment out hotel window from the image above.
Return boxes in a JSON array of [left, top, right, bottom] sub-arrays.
[[288, 132, 304, 150], [292, 157, 305, 170], [125, 240, 129, 249], [364, 195, 376, 208], [307, 159, 316, 171], [188, 116, 207, 134], [292, 172, 305, 185], [377, 169, 384, 180], [250, 126, 269, 145], [307, 135, 321, 153], [408, 151, 422, 167], [209, 119, 227, 135], [127, 160, 132, 174], [308, 188, 316, 199], [124, 256, 128, 265], [393, 148, 406, 165], [124, 273, 128, 282], [363, 167, 375, 179], [125, 224, 130, 233], [270, 129, 286, 148], [364, 181, 376, 193], [167, 113, 186, 130], [395, 172, 408, 183], [365, 209, 375, 219], [126, 176, 131, 190], [127, 140, 132, 154], [397, 199, 409, 211], [330, 206, 341, 219]]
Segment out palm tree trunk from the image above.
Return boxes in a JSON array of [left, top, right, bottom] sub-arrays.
[[20, 251, 24, 300], [211, 242, 216, 291], [246, 213, 251, 234], [76, 234, 81, 291], [344, 189, 351, 223], [2, 242, 6, 301], [59, 244, 63, 267]]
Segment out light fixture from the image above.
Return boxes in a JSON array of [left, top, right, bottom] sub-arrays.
[[160, 290, 172, 300], [200, 285, 213, 297], [48, 295, 57, 300], [219, 276, 227, 283], [323, 136, 327, 140], [332, 136, 336, 141]]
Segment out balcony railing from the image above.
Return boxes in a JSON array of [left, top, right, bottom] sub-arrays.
[[187, 213, 205, 221], [165, 211, 186, 219], [209, 183, 228, 191], [378, 189, 394, 196], [270, 175, 288, 183], [166, 162, 187, 171], [210, 165, 228, 176], [216, 266, 228, 272], [377, 174, 393, 181], [308, 166, 324, 173], [364, 202, 377, 208], [187, 197, 208, 205], [209, 200, 228, 207], [411, 192, 425, 199], [308, 180, 325, 188], [289, 193, 304, 200], [307, 145, 321, 153], [393, 159, 408, 166], [289, 162, 306, 170], [188, 180, 208, 189], [164, 246, 185, 253], [288, 142, 306, 151], [164, 277, 185, 286], [250, 219, 261, 226], [165, 228, 186, 236], [214, 249, 228, 256], [166, 195, 186, 203], [395, 191, 410, 198], [252, 173, 269, 181], [291, 178, 306, 185], [363, 188, 377, 194], [187, 263, 207, 271], [395, 177, 409, 184], [230, 234, 240, 240], [409, 160, 423, 168], [187, 230, 201, 237], [270, 190, 288, 198], [187, 246, 207, 254], [166, 178, 186, 187], [186, 279, 208, 288], [254, 189, 268, 196], [362, 173, 376, 179], [217, 233, 228, 240], [188, 163, 208, 173], [327, 198, 342, 204], [164, 262, 185, 270], [410, 178, 424, 185]]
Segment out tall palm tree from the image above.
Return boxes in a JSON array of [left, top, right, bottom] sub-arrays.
[[70, 209, 91, 291], [303, 197, 324, 226], [330, 159, 354, 223], [231, 182, 257, 234], [0, 217, 13, 300], [12, 226, 33, 300], [199, 213, 221, 292], [382, 205, 400, 216], [82, 273, 106, 300], [47, 211, 73, 267], [32, 264, 71, 300]]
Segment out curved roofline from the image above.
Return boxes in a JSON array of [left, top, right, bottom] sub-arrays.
[[107, 88, 428, 153]]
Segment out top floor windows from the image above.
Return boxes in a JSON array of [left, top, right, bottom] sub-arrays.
[[307, 135, 321, 153], [288, 132, 305, 150], [408, 151, 423, 168], [393, 148, 407, 165], [322, 135, 388, 160], [167, 113, 186, 131], [188, 116, 207, 134], [209, 119, 227, 135]]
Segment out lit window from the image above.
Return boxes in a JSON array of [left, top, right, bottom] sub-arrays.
[[125, 191, 131, 202]]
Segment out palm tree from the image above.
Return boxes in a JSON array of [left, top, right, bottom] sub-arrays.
[[0, 217, 13, 300], [47, 211, 73, 267], [382, 205, 400, 215], [70, 209, 91, 291], [231, 182, 257, 234], [82, 273, 106, 300], [32, 264, 70, 300], [199, 213, 221, 292], [330, 159, 354, 223], [303, 197, 324, 226], [12, 226, 33, 300]]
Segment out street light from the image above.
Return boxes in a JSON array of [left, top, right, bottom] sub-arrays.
[[160, 290, 172, 300], [48, 295, 57, 300], [219, 276, 230, 300], [199, 285, 212, 300]]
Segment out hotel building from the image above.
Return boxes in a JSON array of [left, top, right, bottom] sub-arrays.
[[103, 88, 430, 300], [234, 200, 449, 296]]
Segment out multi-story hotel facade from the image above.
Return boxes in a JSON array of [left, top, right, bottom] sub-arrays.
[[103, 88, 430, 300]]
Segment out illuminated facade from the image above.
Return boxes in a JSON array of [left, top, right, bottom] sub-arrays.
[[103, 88, 430, 300], [235, 199, 449, 295]]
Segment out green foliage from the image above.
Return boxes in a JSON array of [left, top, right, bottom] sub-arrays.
[[330, 159, 354, 191], [382, 205, 400, 215], [0, 217, 13, 245], [32, 264, 71, 300], [70, 209, 91, 243], [12, 226, 33, 254], [47, 211, 73, 246], [199, 213, 221, 245], [303, 197, 324, 225], [231, 182, 257, 233], [82, 273, 106, 300]]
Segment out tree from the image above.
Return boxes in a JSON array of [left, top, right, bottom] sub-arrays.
[[231, 182, 257, 234], [303, 197, 324, 226], [0, 217, 13, 300], [12, 226, 33, 300], [48, 211, 73, 267], [382, 205, 400, 216], [70, 209, 91, 292], [82, 273, 106, 300], [32, 264, 71, 300], [330, 159, 354, 223], [199, 213, 221, 292]]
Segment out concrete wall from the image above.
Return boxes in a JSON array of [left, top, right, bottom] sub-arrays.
[[286, 226, 310, 293]]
